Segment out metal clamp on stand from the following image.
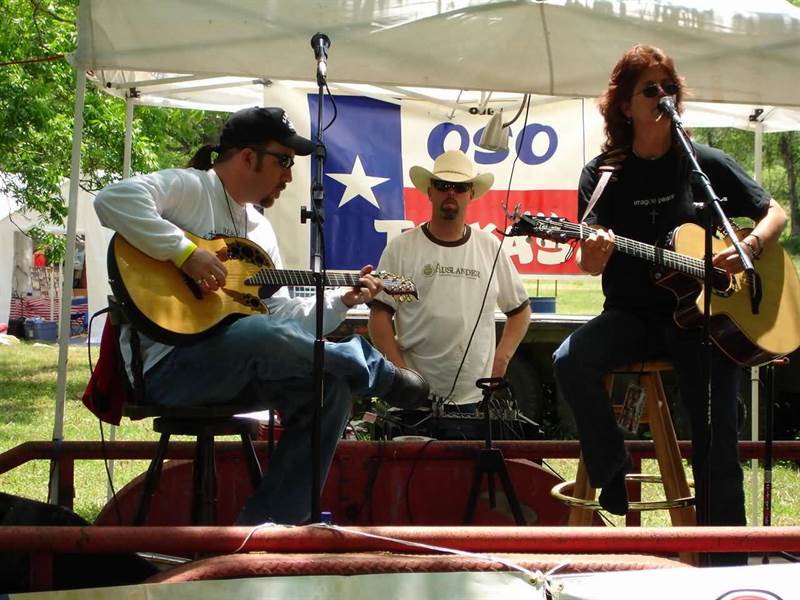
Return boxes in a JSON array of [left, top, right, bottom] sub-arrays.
[[463, 377, 526, 525]]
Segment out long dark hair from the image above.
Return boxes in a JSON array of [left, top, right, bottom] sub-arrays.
[[598, 45, 685, 152]]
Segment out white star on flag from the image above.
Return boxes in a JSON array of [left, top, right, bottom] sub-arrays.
[[327, 155, 389, 209]]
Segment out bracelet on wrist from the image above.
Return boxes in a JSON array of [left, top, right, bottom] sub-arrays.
[[749, 232, 763, 255], [743, 236, 762, 259]]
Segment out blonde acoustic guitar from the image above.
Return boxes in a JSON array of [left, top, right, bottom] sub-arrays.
[[108, 232, 417, 345]]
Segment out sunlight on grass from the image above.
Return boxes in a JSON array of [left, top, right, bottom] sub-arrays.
[[0, 342, 161, 520], [525, 276, 604, 315]]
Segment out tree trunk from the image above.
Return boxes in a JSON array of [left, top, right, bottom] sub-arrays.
[[778, 132, 799, 236]]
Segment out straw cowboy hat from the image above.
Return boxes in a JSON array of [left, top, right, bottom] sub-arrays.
[[409, 150, 494, 199]]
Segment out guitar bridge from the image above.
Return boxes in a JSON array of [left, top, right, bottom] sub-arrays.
[[223, 288, 267, 313]]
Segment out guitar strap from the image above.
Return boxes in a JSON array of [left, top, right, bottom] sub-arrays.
[[580, 147, 628, 223]]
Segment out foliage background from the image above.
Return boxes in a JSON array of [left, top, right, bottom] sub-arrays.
[[0, 0, 225, 257]]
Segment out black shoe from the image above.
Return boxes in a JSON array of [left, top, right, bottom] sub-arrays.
[[598, 456, 632, 516], [381, 367, 430, 409]]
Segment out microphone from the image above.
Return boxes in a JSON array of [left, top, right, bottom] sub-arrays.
[[310, 32, 331, 85], [657, 95, 681, 125]]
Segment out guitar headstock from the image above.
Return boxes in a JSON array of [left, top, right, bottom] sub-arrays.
[[374, 270, 418, 302], [509, 213, 578, 243]]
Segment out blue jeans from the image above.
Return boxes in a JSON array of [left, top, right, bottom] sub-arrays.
[[553, 309, 745, 528], [144, 315, 396, 525]]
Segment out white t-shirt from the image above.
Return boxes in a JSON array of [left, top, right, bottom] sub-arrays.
[[374, 223, 529, 405], [94, 168, 350, 377]]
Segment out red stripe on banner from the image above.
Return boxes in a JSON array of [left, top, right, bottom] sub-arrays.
[[403, 188, 581, 275]]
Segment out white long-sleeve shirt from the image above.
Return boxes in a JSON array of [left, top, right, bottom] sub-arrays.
[[94, 167, 350, 377]]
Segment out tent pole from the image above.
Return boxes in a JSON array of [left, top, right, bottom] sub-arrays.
[[122, 92, 135, 178], [749, 119, 764, 524], [50, 68, 87, 506], [106, 92, 136, 501]]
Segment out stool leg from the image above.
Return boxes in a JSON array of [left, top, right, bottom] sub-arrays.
[[192, 433, 217, 525], [134, 432, 171, 526], [644, 372, 697, 566], [567, 455, 597, 526], [644, 373, 695, 526]]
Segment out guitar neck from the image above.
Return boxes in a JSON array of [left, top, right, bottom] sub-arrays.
[[248, 269, 363, 288], [563, 220, 706, 278]]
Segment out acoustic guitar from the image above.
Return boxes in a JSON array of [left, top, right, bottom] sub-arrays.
[[510, 215, 800, 366], [108, 232, 417, 345]]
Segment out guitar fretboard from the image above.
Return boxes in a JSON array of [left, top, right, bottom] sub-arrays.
[[573, 222, 706, 278], [526, 216, 726, 280], [246, 269, 362, 288]]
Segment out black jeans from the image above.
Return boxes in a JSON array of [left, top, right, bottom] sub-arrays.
[[553, 309, 746, 531]]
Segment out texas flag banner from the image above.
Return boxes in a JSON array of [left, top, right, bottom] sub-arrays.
[[305, 93, 601, 276]]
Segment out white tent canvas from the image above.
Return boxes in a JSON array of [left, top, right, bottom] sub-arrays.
[[75, 0, 800, 105]]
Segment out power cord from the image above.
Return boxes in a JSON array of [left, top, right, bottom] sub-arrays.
[[443, 95, 533, 404]]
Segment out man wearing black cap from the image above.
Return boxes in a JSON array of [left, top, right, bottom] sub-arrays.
[[94, 106, 428, 525]]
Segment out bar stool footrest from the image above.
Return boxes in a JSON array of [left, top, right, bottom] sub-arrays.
[[551, 474, 695, 512]]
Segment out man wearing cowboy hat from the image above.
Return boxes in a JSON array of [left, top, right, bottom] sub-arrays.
[[369, 150, 530, 410]]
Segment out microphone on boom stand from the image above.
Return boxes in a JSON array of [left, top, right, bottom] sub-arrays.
[[311, 32, 331, 86]]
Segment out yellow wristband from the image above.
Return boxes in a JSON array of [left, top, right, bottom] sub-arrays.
[[174, 242, 198, 268]]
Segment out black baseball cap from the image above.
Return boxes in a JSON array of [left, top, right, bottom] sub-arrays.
[[219, 107, 313, 156]]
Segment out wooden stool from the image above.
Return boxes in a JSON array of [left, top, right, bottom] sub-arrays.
[[125, 403, 264, 525], [553, 361, 696, 536]]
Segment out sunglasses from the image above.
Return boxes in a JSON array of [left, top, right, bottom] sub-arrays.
[[246, 146, 295, 168], [637, 81, 680, 98], [431, 180, 472, 193]]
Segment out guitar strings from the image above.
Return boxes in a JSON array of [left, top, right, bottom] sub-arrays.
[[562, 220, 749, 289]]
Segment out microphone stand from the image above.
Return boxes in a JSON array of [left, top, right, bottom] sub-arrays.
[[661, 99, 759, 534], [299, 32, 331, 523]]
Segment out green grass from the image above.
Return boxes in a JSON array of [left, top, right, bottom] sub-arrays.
[[0, 341, 159, 521], [526, 276, 604, 315], [1, 339, 799, 526]]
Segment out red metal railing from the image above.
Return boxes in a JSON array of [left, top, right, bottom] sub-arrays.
[[2, 440, 799, 591]]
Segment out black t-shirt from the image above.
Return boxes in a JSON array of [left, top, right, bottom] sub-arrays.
[[579, 142, 770, 316]]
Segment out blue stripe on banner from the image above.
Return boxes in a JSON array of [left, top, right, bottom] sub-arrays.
[[308, 95, 404, 270]]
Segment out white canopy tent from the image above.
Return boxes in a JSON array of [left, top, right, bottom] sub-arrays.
[[55, 1, 800, 503], [76, 0, 800, 105]]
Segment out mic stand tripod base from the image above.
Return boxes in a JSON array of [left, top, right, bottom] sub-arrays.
[[463, 379, 526, 526], [462, 447, 526, 526]]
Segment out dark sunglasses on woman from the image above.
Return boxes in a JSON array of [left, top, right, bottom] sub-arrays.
[[638, 81, 680, 98]]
